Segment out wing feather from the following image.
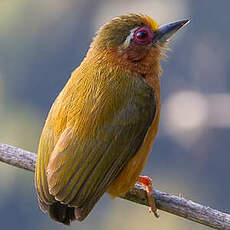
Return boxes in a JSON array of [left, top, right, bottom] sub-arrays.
[[47, 79, 155, 210], [36, 73, 156, 221]]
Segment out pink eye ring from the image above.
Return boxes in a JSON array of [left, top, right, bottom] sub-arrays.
[[133, 27, 154, 45]]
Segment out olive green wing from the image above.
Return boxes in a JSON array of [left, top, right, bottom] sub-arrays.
[[44, 77, 156, 221], [35, 95, 69, 211]]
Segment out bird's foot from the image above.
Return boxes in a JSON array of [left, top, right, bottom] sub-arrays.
[[138, 175, 159, 218]]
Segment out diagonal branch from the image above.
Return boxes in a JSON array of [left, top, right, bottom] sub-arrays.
[[0, 142, 230, 230]]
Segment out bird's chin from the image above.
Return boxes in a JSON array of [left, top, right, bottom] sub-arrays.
[[151, 42, 169, 61]]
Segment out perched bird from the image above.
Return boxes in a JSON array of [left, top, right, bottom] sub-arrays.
[[35, 13, 189, 225]]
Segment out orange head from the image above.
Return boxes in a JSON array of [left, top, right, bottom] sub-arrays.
[[86, 14, 189, 80]]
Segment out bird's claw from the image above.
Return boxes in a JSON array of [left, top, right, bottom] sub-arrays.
[[138, 175, 159, 218]]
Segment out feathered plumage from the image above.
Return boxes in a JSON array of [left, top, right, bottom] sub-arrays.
[[35, 13, 189, 225]]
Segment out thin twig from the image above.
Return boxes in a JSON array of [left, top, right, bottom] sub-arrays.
[[0, 142, 230, 230]]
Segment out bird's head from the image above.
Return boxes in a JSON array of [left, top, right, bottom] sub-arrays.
[[87, 14, 189, 79]]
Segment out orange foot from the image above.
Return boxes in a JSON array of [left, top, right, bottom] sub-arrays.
[[138, 175, 159, 218]]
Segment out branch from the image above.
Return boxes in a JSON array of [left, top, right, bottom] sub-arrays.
[[0, 143, 230, 230]]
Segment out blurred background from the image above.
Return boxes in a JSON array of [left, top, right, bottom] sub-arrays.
[[0, 0, 229, 229]]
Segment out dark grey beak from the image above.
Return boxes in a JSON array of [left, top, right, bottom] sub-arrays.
[[153, 19, 190, 44]]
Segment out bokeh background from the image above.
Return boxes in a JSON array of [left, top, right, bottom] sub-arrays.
[[0, 0, 229, 229]]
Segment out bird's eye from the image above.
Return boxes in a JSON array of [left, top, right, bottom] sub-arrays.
[[136, 30, 148, 40], [133, 27, 153, 45]]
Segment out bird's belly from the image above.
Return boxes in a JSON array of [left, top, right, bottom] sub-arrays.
[[107, 111, 160, 198]]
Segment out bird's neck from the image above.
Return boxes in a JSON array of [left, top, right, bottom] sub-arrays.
[[84, 46, 162, 90]]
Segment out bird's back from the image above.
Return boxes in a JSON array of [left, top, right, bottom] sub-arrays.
[[35, 62, 157, 223]]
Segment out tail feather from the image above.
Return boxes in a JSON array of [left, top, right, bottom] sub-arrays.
[[48, 202, 76, 225]]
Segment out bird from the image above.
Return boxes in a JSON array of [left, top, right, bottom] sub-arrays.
[[35, 13, 189, 225]]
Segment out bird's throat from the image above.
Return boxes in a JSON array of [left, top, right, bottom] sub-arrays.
[[85, 45, 163, 90]]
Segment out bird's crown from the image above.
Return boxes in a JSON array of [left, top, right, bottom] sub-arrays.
[[92, 14, 159, 49]]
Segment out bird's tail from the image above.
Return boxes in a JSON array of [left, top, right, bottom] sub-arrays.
[[48, 202, 76, 225], [39, 197, 76, 225]]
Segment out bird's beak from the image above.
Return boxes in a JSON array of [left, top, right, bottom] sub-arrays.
[[153, 19, 190, 44]]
